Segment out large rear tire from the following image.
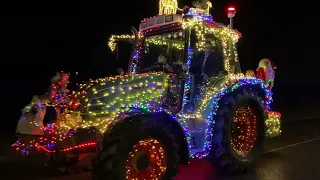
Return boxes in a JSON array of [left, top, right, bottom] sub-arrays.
[[91, 113, 180, 180], [208, 87, 266, 174]]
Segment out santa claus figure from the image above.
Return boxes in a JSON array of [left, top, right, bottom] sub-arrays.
[[256, 58, 277, 90]]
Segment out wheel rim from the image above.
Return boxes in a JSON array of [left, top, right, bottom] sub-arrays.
[[231, 106, 258, 157], [126, 138, 167, 179]]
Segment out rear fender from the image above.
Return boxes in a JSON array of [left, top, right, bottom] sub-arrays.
[[192, 77, 273, 156]]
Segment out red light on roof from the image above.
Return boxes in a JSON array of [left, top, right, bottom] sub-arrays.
[[227, 7, 236, 13]]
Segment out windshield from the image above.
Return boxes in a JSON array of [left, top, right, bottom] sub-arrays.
[[138, 30, 185, 72]]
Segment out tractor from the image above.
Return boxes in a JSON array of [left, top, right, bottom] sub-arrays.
[[13, 0, 281, 179], [90, 1, 281, 180]]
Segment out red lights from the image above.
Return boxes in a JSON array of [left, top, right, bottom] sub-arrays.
[[265, 110, 281, 117], [69, 98, 81, 110], [37, 142, 97, 153], [227, 6, 236, 13]]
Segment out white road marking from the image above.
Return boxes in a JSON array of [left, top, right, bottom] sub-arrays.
[[264, 136, 320, 153]]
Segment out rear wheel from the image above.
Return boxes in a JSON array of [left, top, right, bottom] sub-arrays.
[[208, 87, 265, 174], [231, 106, 258, 157], [91, 114, 180, 180]]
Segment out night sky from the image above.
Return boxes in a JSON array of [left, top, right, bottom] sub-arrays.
[[1, 1, 317, 134]]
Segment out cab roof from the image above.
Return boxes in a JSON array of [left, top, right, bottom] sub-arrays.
[[139, 9, 241, 39]]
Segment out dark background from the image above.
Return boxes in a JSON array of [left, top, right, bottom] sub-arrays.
[[1, 1, 317, 135]]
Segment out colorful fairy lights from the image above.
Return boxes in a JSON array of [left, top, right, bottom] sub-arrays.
[[265, 110, 281, 137], [126, 138, 167, 179], [185, 76, 273, 158], [231, 107, 258, 157], [14, 2, 281, 167]]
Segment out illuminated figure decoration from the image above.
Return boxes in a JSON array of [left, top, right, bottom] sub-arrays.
[[192, 0, 212, 14], [159, 0, 178, 15], [15, 72, 71, 135], [256, 58, 277, 90], [265, 110, 281, 137], [48, 72, 70, 108], [16, 95, 48, 135], [13, 0, 282, 178], [245, 69, 255, 77]]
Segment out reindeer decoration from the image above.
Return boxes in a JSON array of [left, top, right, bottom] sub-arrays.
[[16, 72, 72, 135], [159, 0, 178, 15], [192, 0, 212, 14]]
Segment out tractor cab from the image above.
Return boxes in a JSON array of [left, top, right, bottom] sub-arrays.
[[109, 7, 242, 113], [112, 8, 242, 111]]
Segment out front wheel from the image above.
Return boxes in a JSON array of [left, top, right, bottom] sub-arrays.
[[92, 115, 180, 180], [208, 87, 266, 174]]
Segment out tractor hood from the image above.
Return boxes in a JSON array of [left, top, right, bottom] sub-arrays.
[[73, 72, 169, 115]]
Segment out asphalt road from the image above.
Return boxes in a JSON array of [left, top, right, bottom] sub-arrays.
[[1, 118, 320, 180]]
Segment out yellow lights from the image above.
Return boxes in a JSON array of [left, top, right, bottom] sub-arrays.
[[182, 19, 241, 42], [108, 34, 135, 52], [62, 72, 169, 133], [108, 33, 184, 52], [191, 73, 244, 117], [179, 74, 250, 121], [205, 1, 212, 14], [265, 111, 281, 137], [146, 38, 184, 50], [159, 0, 178, 15], [108, 8, 241, 75], [245, 70, 255, 77], [181, 18, 241, 73], [228, 73, 245, 79]]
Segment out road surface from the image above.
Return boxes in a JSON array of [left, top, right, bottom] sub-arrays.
[[1, 118, 320, 180]]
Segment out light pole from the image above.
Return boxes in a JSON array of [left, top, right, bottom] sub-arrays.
[[227, 6, 236, 29]]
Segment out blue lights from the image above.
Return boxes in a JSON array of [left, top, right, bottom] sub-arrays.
[[186, 8, 214, 23]]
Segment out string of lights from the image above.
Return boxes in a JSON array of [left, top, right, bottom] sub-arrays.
[[13, 2, 281, 168]]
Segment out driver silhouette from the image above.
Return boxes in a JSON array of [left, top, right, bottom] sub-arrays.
[[157, 54, 174, 72], [189, 41, 224, 101], [190, 41, 224, 80]]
